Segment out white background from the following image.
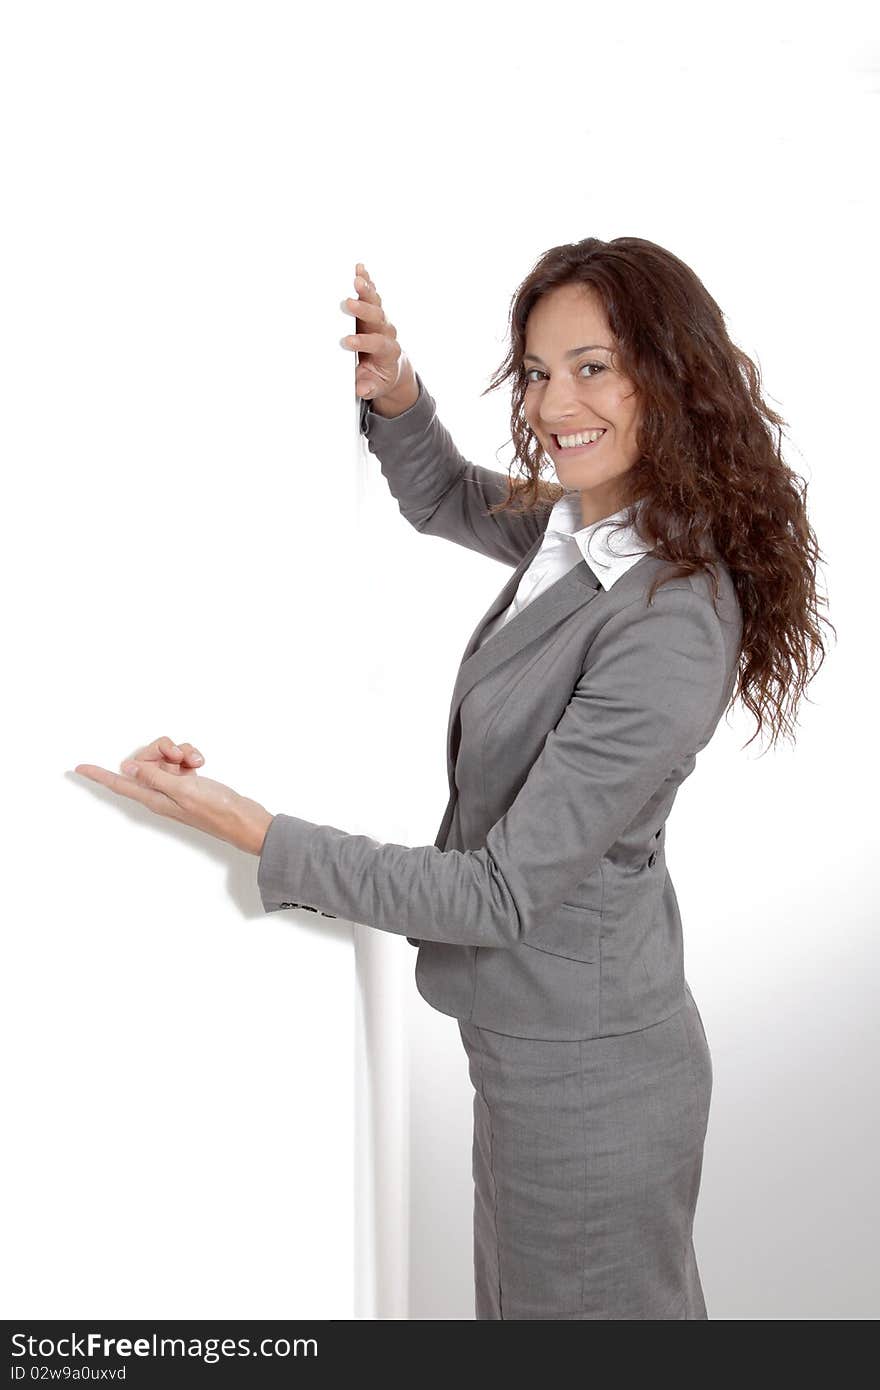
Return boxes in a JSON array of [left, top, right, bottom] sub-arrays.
[[2, 0, 877, 1320]]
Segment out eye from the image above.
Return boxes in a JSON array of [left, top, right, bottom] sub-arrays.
[[524, 362, 606, 383]]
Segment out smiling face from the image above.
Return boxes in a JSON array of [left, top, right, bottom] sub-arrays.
[[522, 283, 643, 528]]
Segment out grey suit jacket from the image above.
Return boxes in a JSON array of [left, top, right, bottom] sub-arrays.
[[257, 373, 743, 1039]]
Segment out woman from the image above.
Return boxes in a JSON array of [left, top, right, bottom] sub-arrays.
[[75, 239, 833, 1319]]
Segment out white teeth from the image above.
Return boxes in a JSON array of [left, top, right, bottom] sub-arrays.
[[557, 429, 605, 448]]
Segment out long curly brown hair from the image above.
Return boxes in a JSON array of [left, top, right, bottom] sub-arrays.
[[482, 236, 835, 754]]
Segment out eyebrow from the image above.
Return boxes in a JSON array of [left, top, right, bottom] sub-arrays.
[[522, 344, 614, 363]]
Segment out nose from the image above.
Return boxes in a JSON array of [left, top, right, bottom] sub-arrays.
[[536, 379, 591, 431]]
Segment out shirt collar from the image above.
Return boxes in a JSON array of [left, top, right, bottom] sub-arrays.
[[543, 491, 653, 590]]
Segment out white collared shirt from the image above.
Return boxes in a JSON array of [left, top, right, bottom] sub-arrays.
[[477, 491, 652, 648]]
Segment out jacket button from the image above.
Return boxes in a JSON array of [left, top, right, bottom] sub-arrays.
[[648, 851, 657, 868]]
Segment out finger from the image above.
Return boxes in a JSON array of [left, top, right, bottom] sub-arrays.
[[177, 742, 204, 766], [340, 332, 399, 354], [131, 735, 185, 764], [131, 737, 204, 768], [354, 272, 381, 304], [73, 762, 182, 818], [120, 758, 183, 793], [122, 758, 195, 813], [340, 297, 384, 321]]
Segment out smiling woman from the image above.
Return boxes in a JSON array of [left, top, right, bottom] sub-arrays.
[[319, 240, 835, 1319]]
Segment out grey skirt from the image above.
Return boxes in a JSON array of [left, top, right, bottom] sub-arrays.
[[457, 984, 713, 1319]]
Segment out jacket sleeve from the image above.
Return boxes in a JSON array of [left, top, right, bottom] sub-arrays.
[[256, 586, 732, 947], [360, 372, 550, 567]]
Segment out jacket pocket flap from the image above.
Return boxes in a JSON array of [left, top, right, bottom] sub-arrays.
[[523, 902, 600, 962]]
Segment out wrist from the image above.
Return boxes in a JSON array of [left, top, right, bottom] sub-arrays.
[[371, 365, 419, 418], [239, 805, 275, 857]]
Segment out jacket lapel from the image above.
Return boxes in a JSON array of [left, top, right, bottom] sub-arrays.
[[443, 540, 603, 785]]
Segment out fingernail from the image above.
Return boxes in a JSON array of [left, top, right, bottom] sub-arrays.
[[191, 753, 203, 763], [122, 761, 139, 775]]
